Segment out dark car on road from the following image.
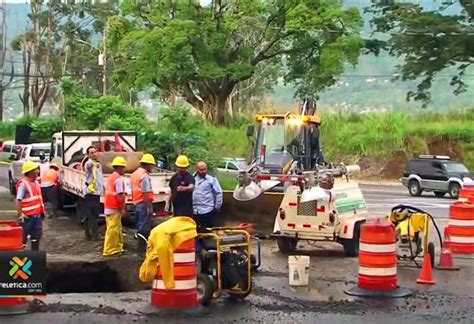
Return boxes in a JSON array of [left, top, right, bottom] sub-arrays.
[[402, 155, 473, 199]]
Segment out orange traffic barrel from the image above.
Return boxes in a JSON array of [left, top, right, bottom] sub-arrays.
[[345, 219, 411, 298], [448, 202, 474, 254], [459, 184, 474, 203], [151, 239, 198, 308], [0, 221, 28, 315]]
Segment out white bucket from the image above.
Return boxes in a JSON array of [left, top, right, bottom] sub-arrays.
[[288, 255, 310, 286]]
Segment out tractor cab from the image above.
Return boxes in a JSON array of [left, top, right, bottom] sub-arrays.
[[248, 112, 322, 174]]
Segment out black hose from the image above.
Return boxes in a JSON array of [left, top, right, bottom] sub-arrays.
[[390, 204, 444, 250]]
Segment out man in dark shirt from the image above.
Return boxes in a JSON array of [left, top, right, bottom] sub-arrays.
[[169, 155, 195, 216]]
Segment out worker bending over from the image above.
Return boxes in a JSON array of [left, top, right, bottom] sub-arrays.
[[131, 153, 155, 253], [40, 163, 60, 218], [83, 146, 104, 241], [103, 156, 127, 257], [169, 155, 195, 217], [193, 161, 223, 232], [16, 161, 45, 251]]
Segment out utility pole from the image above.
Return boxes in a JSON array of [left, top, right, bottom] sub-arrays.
[[102, 26, 107, 96]]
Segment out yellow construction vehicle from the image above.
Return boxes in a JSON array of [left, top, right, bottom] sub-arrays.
[[233, 99, 368, 256]]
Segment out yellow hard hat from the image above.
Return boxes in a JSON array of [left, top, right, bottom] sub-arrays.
[[111, 156, 127, 167], [49, 162, 59, 169], [140, 153, 156, 165], [22, 161, 39, 174], [175, 155, 189, 168]]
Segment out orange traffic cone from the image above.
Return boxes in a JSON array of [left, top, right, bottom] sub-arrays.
[[417, 252, 435, 285], [437, 228, 460, 271]]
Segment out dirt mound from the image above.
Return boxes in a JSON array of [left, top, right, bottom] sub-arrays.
[[382, 151, 408, 179], [427, 136, 463, 160]]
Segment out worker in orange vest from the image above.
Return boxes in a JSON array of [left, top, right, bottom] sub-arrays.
[[130, 153, 155, 253], [103, 156, 127, 257], [40, 163, 60, 219], [15, 161, 45, 251]]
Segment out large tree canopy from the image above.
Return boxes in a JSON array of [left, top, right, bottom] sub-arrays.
[[109, 0, 363, 124], [368, 0, 474, 105]]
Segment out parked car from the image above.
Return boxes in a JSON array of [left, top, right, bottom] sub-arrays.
[[8, 143, 51, 195], [0, 140, 21, 160], [216, 158, 248, 176], [402, 155, 473, 198]]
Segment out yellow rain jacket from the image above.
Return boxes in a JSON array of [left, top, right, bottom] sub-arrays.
[[139, 216, 197, 289]]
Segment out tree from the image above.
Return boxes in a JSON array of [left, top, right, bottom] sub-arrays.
[[367, 0, 474, 105], [0, 0, 14, 122], [109, 0, 363, 125]]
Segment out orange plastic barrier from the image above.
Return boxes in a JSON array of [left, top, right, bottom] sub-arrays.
[[345, 219, 411, 298], [151, 239, 198, 308], [448, 202, 474, 254], [0, 221, 28, 315], [459, 184, 474, 203]]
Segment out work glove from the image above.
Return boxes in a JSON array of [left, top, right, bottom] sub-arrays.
[[17, 215, 25, 225]]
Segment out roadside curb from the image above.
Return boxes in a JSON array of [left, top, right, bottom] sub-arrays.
[[357, 180, 402, 187]]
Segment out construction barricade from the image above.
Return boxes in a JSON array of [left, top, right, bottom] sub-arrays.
[[448, 202, 474, 255], [345, 218, 411, 298], [459, 184, 474, 203], [151, 239, 198, 308], [0, 221, 29, 315]]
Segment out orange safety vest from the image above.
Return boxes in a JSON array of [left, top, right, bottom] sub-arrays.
[[104, 172, 125, 210], [20, 178, 45, 216], [130, 167, 154, 204], [41, 169, 59, 187]]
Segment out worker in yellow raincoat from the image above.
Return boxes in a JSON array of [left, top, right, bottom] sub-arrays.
[[139, 216, 197, 289], [102, 156, 127, 256]]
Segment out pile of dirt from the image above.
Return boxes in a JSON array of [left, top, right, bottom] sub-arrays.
[[382, 151, 408, 179], [427, 136, 463, 160]]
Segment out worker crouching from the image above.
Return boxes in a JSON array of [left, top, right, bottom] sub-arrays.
[[103, 156, 127, 257], [15, 161, 45, 251], [131, 153, 155, 254]]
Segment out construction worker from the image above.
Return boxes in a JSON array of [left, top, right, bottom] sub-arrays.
[[15, 161, 44, 251], [169, 155, 195, 217], [103, 156, 127, 257], [193, 161, 222, 232], [131, 153, 155, 253], [83, 146, 104, 241], [40, 163, 60, 218]]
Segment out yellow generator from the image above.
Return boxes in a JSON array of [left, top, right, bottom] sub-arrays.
[[389, 205, 442, 267]]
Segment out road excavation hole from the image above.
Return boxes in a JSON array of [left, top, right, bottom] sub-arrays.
[[46, 261, 125, 293]]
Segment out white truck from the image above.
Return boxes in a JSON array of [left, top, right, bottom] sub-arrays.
[[8, 142, 51, 195], [49, 131, 173, 221]]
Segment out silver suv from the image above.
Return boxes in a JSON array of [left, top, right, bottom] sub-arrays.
[[402, 155, 473, 198]]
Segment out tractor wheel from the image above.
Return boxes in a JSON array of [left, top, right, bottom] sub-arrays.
[[276, 237, 298, 254]]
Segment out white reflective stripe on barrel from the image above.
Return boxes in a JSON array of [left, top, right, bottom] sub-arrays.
[[459, 198, 468, 202], [359, 243, 397, 253], [358, 266, 397, 276], [173, 252, 195, 263], [449, 219, 474, 227], [450, 236, 474, 244], [152, 279, 196, 290]]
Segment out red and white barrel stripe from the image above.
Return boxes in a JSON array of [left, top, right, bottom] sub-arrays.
[[151, 239, 198, 308]]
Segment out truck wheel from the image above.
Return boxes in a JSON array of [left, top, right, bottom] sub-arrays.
[[277, 237, 297, 254], [8, 172, 16, 196], [197, 273, 213, 306], [408, 180, 422, 197], [448, 183, 461, 199], [342, 222, 362, 257]]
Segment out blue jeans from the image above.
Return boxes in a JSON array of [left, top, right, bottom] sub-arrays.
[[135, 202, 150, 238], [22, 215, 43, 244]]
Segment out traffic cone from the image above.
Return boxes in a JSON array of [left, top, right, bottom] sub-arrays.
[[416, 252, 435, 285], [437, 228, 460, 270]]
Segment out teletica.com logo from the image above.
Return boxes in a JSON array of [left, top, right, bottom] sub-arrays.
[[9, 256, 32, 280]]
